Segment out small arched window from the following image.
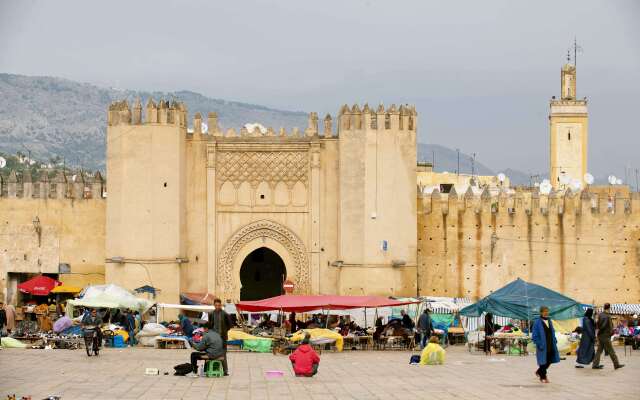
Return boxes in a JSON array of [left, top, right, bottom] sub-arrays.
[[568, 132, 571, 141]]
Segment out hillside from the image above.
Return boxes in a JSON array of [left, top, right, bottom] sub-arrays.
[[0, 74, 308, 171], [1, 73, 507, 181]]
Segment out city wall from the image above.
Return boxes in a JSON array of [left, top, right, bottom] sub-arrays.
[[417, 188, 640, 304], [0, 171, 106, 303]]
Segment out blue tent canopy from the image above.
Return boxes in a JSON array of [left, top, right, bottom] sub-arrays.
[[460, 278, 584, 320]]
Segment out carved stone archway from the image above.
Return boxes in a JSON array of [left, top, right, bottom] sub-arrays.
[[218, 220, 310, 299]]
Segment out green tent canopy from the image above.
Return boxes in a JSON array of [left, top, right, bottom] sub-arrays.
[[459, 278, 584, 320]]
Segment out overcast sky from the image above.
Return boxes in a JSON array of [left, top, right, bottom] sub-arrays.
[[1, 1, 639, 179]]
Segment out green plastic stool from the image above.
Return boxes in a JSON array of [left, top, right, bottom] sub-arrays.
[[205, 359, 224, 378]]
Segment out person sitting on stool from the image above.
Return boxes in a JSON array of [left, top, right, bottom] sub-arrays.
[[189, 328, 225, 376]]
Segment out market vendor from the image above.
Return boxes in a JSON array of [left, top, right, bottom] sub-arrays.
[[189, 328, 225, 377]]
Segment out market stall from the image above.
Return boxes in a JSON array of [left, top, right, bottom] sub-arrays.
[[237, 295, 421, 352], [460, 278, 585, 355]]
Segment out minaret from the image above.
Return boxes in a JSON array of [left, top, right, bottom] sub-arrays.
[[549, 57, 588, 189]]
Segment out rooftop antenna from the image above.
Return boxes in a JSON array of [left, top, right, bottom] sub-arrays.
[[573, 37, 583, 68]]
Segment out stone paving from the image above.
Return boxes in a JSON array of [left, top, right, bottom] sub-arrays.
[[0, 345, 636, 399]]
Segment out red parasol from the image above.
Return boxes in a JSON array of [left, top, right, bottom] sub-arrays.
[[17, 275, 61, 296]]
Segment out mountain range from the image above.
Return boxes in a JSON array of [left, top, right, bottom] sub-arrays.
[[0, 73, 530, 184]]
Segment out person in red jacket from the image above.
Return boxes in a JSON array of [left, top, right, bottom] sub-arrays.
[[289, 333, 320, 377]]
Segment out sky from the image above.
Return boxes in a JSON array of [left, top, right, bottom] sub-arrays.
[[1, 0, 639, 180]]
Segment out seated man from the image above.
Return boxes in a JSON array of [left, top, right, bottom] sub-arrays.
[[419, 336, 446, 365], [189, 328, 225, 376], [289, 333, 320, 377]]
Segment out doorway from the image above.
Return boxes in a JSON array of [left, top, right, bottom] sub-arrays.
[[239, 247, 286, 301]]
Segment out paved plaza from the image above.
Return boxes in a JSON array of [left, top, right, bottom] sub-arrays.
[[0, 346, 636, 399]]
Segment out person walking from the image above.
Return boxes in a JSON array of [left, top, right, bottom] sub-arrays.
[[417, 308, 433, 349], [208, 298, 232, 376], [592, 303, 624, 370], [125, 310, 137, 347], [531, 306, 560, 383], [575, 308, 595, 368]]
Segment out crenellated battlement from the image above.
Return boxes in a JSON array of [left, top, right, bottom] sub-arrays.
[[337, 103, 417, 133], [107, 98, 187, 128], [0, 170, 105, 200], [188, 110, 334, 141], [420, 188, 640, 217]]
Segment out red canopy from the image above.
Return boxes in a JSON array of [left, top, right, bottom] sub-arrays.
[[17, 275, 61, 296], [236, 295, 420, 312]]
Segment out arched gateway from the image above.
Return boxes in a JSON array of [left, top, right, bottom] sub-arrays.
[[217, 220, 310, 300]]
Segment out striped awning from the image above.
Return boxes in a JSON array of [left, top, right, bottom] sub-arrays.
[[610, 303, 640, 315]]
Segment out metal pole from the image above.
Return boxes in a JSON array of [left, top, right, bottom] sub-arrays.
[[635, 168, 639, 192], [456, 148, 460, 177]]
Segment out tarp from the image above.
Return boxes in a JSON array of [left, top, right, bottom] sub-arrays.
[[228, 329, 273, 353], [289, 328, 344, 351], [67, 284, 154, 313], [18, 275, 61, 296], [51, 284, 82, 294], [236, 295, 421, 313], [460, 278, 584, 320]]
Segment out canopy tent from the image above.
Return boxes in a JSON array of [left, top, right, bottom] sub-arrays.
[[460, 278, 584, 320], [18, 275, 61, 296], [236, 295, 421, 313], [67, 284, 154, 313], [51, 284, 82, 294]]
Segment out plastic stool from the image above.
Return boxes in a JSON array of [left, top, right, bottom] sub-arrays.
[[205, 359, 224, 377]]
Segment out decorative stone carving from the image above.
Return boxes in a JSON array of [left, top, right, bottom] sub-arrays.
[[217, 220, 310, 298], [216, 151, 308, 186]]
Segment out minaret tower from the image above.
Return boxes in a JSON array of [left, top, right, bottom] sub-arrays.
[[549, 51, 588, 189]]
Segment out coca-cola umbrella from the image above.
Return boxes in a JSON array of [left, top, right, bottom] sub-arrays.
[[17, 275, 61, 296]]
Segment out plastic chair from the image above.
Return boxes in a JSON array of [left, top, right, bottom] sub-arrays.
[[205, 359, 224, 377]]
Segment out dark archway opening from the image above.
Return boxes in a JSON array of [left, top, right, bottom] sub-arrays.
[[240, 247, 286, 301]]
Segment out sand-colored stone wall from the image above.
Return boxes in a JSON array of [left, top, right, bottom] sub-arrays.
[[417, 190, 640, 304], [0, 195, 105, 304]]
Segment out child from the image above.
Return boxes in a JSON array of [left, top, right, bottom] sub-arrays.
[[419, 336, 445, 365]]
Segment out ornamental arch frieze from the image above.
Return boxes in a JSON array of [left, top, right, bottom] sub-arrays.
[[217, 220, 310, 300]]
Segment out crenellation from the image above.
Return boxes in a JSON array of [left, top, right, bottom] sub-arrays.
[[146, 98, 158, 123], [132, 98, 142, 124], [306, 112, 318, 136], [322, 114, 332, 137], [208, 112, 220, 136], [92, 171, 104, 199], [615, 191, 626, 214], [193, 112, 203, 136]]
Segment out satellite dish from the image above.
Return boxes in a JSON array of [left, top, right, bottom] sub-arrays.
[[559, 174, 570, 185], [584, 173, 594, 185], [540, 181, 552, 195], [608, 175, 617, 185], [534, 182, 540, 187], [570, 179, 582, 191], [616, 178, 623, 185], [0, 156, 6, 169], [497, 173, 506, 182]]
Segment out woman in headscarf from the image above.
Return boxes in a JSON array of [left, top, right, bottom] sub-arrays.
[[483, 312, 495, 355], [531, 306, 560, 383], [575, 308, 595, 368]]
